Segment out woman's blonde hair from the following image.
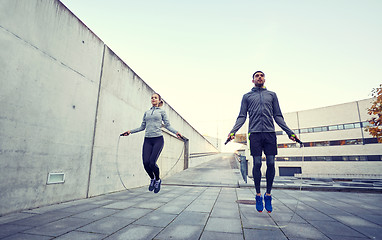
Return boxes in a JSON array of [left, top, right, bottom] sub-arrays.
[[153, 93, 164, 107]]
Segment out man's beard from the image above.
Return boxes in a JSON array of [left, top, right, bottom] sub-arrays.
[[255, 82, 264, 88]]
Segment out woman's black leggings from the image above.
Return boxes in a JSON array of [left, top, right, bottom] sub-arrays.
[[142, 136, 164, 180]]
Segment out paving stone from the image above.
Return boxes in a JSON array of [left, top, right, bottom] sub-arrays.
[[23, 217, 94, 237], [332, 215, 379, 227], [240, 212, 279, 230], [134, 212, 177, 227], [54, 230, 106, 240], [200, 231, 244, 240], [8, 211, 74, 227], [103, 224, 163, 240], [281, 222, 331, 239], [0, 213, 36, 225], [0, 224, 33, 238], [308, 220, 366, 238], [204, 217, 242, 233], [58, 203, 100, 213], [185, 200, 215, 212], [358, 214, 382, 226], [133, 201, 166, 209], [243, 228, 288, 240], [1, 233, 53, 240], [326, 235, 370, 240], [349, 225, 382, 240], [297, 211, 336, 221], [77, 216, 135, 234], [112, 207, 152, 219], [210, 207, 240, 218], [89, 199, 115, 205], [154, 224, 204, 240], [22, 204, 71, 214], [213, 201, 239, 211], [71, 208, 119, 220], [155, 203, 186, 214], [268, 211, 307, 225], [170, 211, 209, 226], [101, 201, 137, 209]]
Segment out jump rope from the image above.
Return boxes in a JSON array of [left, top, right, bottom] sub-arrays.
[[117, 132, 304, 229], [115, 135, 185, 191]]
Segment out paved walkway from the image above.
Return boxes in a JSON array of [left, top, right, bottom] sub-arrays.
[[0, 153, 381, 239]]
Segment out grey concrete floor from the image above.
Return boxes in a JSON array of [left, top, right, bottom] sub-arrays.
[[0, 153, 381, 239]]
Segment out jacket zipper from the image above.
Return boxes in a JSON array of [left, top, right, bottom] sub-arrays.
[[260, 89, 264, 131]]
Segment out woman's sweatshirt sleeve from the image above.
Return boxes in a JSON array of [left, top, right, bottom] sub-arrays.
[[130, 113, 146, 134], [161, 110, 178, 135]]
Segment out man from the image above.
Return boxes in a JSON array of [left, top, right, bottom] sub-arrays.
[[228, 71, 299, 213]]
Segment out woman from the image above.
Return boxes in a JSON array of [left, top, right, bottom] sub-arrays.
[[121, 93, 182, 193]]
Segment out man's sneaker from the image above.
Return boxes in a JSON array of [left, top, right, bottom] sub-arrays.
[[154, 179, 161, 193], [148, 179, 155, 191], [264, 193, 272, 213], [255, 195, 264, 212]]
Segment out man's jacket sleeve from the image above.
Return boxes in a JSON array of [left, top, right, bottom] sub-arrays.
[[230, 95, 248, 134], [272, 93, 294, 137]]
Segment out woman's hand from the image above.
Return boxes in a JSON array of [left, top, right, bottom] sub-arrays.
[[176, 132, 183, 140], [120, 131, 131, 137]]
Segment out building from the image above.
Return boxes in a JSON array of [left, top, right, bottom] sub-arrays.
[[237, 98, 382, 178]]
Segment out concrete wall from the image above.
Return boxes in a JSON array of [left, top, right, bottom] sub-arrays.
[[0, 0, 217, 215]]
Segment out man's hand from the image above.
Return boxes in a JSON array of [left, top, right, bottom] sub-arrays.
[[225, 133, 235, 145], [289, 134, 302, 144]]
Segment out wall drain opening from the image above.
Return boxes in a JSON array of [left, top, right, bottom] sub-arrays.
[[47, 173, 65, 184]]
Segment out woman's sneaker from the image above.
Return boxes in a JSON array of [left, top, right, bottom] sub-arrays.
[[154, 179, 161, 193], [264, 193, 272, 213], [255, 195, 264, 212], [148, 179, 155, 191]]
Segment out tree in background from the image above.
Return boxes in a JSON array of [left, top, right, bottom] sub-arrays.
[[366, 84, 382, 143]]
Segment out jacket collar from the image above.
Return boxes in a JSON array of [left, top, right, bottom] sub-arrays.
[[252, 86, 267, 91]]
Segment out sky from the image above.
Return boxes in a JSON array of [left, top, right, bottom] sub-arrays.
[[60, 0, 381, 151]]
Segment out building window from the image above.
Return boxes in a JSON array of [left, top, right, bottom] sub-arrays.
[[332, 156, 343, 161], [298, 121, 365, 134], [362, 121, 373, 128], [345, 139, 362, 145], [364, 138, 379, 144], [368, 155, 382, 161], [276, 155, 382, 161], [344, 123, 355, 129], [299, 128, 307, 133], [348, 156, 360, 161], [328, 125, 338, 131], [281, 138, 378, 148]]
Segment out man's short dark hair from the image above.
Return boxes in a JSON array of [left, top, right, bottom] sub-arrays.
[[252, 71, 265, 79]]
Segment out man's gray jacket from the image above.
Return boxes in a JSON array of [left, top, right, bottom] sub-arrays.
[[230, 87, 294, 137]]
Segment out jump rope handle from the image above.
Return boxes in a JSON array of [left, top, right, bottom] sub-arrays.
[[225, 133, 235, 145], [291, 134, 303, 147]]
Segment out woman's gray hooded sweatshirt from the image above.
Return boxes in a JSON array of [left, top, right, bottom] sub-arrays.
[[130, 107, 178, 138]]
